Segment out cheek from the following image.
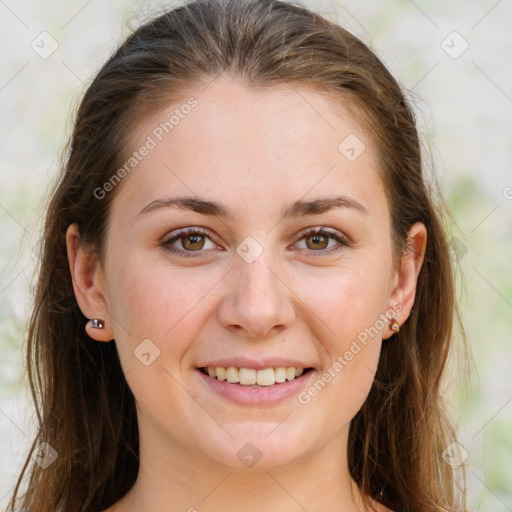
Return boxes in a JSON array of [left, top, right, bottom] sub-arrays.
[[304, 345, 381, 435], [106, 252, 224, 371], [291, 258, 389, 411], [295, 256, 391, 345], [105, 256, 227, 428]]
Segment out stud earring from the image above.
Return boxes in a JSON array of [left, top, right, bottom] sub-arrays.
[[89, 318, 105, 329], [389, 317, 400, 333]]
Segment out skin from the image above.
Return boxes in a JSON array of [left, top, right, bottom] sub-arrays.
[[66, 75, 426, 512]]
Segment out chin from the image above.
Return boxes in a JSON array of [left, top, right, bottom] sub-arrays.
[[195, 421, 316, 471]]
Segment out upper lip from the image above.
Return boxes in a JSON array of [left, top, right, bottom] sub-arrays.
[[197, 357, 314, 371]]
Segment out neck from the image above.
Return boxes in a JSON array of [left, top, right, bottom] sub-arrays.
[[113, 423, 371, 512]]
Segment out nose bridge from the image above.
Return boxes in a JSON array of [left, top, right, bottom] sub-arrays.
[[238, 252, 281, 301], [220, 240, 295, 336], [235, 233, 281, 291]]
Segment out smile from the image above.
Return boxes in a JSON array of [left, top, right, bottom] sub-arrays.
[[199, 366, 312, 387]]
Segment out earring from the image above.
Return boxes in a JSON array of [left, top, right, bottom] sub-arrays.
[[389, 317, 400, 333], [89, 318, 105, 329]]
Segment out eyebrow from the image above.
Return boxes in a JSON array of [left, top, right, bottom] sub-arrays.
[[137, 194, 368, 219]]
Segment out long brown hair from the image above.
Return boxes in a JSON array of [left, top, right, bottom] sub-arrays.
[[9, 1, 468, 510]]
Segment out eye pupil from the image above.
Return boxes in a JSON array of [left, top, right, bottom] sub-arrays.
[[306, 234, 328, 250], [182, 234, 205, 250]]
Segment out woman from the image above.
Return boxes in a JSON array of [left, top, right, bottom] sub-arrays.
[[9, 0, 468, 510]]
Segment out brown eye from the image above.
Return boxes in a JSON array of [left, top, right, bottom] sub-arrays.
[[162, 227, 218, 257], [181, 234, 206, 251], [304, 234, 329, 250], [294, 227, 349, 256]]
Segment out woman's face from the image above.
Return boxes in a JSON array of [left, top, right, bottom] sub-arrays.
[[73, 76, 423, 473]]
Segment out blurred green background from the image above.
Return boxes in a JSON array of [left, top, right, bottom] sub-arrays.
[[0, 0, 511, 509]]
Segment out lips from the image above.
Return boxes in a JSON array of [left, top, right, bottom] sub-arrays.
[[196, 364, 316, 406]]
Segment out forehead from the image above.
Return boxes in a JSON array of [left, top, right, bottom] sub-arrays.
[[111, 76, 385, 219]]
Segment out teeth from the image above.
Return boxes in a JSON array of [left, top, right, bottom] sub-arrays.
[[226, 367, 239, 383], [275, 367, 287, 383], [239, 368, 257, 385], [257, 368, 275, 386], [202, 366, 308, 386], [286, 367, 296, 381]]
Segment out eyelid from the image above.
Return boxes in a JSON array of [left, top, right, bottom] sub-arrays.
[[161, 225, 350, 258], [296, 225, 345, 240], [162, 226, 220, 257], [291, 225, 350, 255], [163, 226, 213, 241]]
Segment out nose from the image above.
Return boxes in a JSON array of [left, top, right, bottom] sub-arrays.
[[217, 253, 296, 338]]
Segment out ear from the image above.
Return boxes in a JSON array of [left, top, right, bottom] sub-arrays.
[[384, 222, 427, 339], [66, 223, 114, 342]]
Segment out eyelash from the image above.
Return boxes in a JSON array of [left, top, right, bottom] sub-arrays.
[[161, 226, 349, 258]]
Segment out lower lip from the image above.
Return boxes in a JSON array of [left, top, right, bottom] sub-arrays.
[[196, 369, 315, 406]]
